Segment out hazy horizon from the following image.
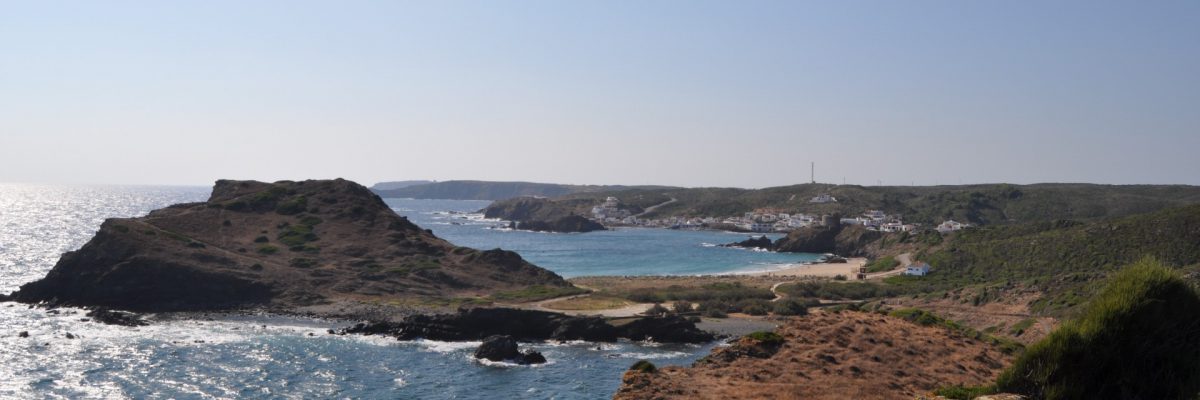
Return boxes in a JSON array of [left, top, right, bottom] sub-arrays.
[[3, 1, 1198, 187]]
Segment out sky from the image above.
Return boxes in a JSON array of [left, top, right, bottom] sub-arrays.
[[2, 1, 1198, 188]]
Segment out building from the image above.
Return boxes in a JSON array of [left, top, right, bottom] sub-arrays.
[[937, 220, 969, 233], [810, 193, 838, 203], [904, 262, 931, 276]]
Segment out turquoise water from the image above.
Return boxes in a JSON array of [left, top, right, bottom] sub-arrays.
[[389, 198, 823, 277], [2, 185, 786, 399]]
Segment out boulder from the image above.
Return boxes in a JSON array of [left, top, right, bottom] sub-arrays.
[[472, 335, 547, 365], [616, 315, 716, 343], [85, 309, 148, 327], [721, 236, 775, 250], [474, 335, 520, 361]]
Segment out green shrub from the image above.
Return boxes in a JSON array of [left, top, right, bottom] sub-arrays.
[[933, 384, 996, 400], [671, 300, 693, 314], [772, 299, 810, 316], [628, 360, 656, 373], [289, 258, 317, 268], [865, 256, 899, 273], [254, 236, 269, 243], [996, 258, 1200, 399], [734, 298, 771, 315], [645, 303, 670, 316], [275, 196, 308, 215], [257, 245, 279, 255], [745, 331, 784, 346]]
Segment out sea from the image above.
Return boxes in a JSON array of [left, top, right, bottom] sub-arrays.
[[0, 184, 821, 399]]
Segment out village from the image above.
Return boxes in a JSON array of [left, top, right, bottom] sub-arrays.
[[589, 194, 971, 235]]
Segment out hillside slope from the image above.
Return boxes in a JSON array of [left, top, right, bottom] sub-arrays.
[[614, 311, 1014, 400], [11, 179, 573, 314], [560, 183, 1200, 225]]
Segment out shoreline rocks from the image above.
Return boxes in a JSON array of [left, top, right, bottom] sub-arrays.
[[474, 335, 547, 365], [336, 307, 715, 344]]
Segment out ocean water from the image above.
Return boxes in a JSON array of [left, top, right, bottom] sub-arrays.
[[389, 198, 823, 278], [1, 184, 809, 399]]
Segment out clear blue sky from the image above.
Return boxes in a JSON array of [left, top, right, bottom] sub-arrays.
[[2, 1, 1198, 187]]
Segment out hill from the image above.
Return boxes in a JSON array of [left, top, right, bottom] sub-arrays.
[[613, 311, 1014, 400], [369, 180, 434, 191], [10, 179, 575, 315], [558, 183, 1200, 226], [371, 180, 674, 201]]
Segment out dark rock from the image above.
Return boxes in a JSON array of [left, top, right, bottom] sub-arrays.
[[18, 331, 28, 338], [774, 223, 881, 257], [474, 335, 520, 361], [722, 235, 775, 250], [65, 332, 75, 339], [518, 349, 547, 365], [615, 315, 716, 343], [338, 307, 709, 344], [516, 216, 606, 233], [85, 309, 148, 327]]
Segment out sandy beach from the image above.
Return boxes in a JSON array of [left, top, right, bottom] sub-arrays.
[[746, 258, 867, 278]]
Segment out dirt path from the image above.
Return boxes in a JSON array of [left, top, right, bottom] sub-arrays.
[[510, 294, 654, 317], [863, 252, 911, 280], [634, 197, 677, 218]]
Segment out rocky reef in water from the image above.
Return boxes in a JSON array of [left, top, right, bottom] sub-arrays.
[[9, 179, 574, 315]]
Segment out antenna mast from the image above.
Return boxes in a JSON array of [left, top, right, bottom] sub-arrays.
[[810, 162, 815, 184]]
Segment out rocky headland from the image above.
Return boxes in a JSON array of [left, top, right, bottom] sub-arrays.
[[722, 220, 883, 257], [483, 197, 605, 233], [10, 179, 574, 315]]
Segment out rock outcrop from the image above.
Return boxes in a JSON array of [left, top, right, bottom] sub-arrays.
[[772, 222, 882, 257], [720, 235, 774, 250], [473, 335, 546, 364], [336, 307, 714, 344], [483, 197, 605, 233], [613, 311, 1015, 400], [10, 179, 575, 314]]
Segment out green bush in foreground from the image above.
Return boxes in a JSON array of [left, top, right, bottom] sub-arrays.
[[996, 258, 1200, 399]]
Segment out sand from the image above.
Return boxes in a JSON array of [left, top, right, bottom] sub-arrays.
[[744, 257, 867, 278]]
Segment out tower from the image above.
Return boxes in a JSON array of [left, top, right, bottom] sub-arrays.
[[810, 162, 815, 184]]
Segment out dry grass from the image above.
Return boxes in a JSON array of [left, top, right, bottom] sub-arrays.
[[542, 295, 632, 311]]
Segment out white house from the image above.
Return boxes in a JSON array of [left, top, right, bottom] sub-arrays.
[[937, 220, 969, 233], [904, 262, 931, 276], [810, 193, 838, 203]]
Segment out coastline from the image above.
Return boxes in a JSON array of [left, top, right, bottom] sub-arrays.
[[741, 257, 866, 278]]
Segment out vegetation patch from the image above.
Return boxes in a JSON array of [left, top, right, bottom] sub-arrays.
[[995, 258, 1200, 399], [490, 285, 589, 302], [1007, 318, 1036, 337], [744, 331, 784, 346], [544, 295, 632, 311], [865, 256, 899, 273], [889, 308, 1024, 355], [622, 282, 773, 303], [256, 245, 279, 255], [628, 360, 657, 373], [289, 258, 318, 268]]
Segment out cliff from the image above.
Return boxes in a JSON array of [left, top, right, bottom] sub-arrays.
[[773, 223, 883, 257], [10, 179, 574, 314], [483, 197, 605, 233], [613, 312, 1014, 400]]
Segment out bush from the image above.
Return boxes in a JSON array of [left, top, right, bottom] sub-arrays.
[[772, 299, 810, 316], [744, 331, 784, 346], [734, 299, 771, 316], [865, 256, 900, 273], [696, 301, 728, 318], [628, 360, 657, 373], [671, 300, 693, 314], [645, 303, 670, 317], [996, 258, 1200, 399], [275, 196, 308, 215], [256, 245, 279, 255], [254, 236, 269, 243]]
